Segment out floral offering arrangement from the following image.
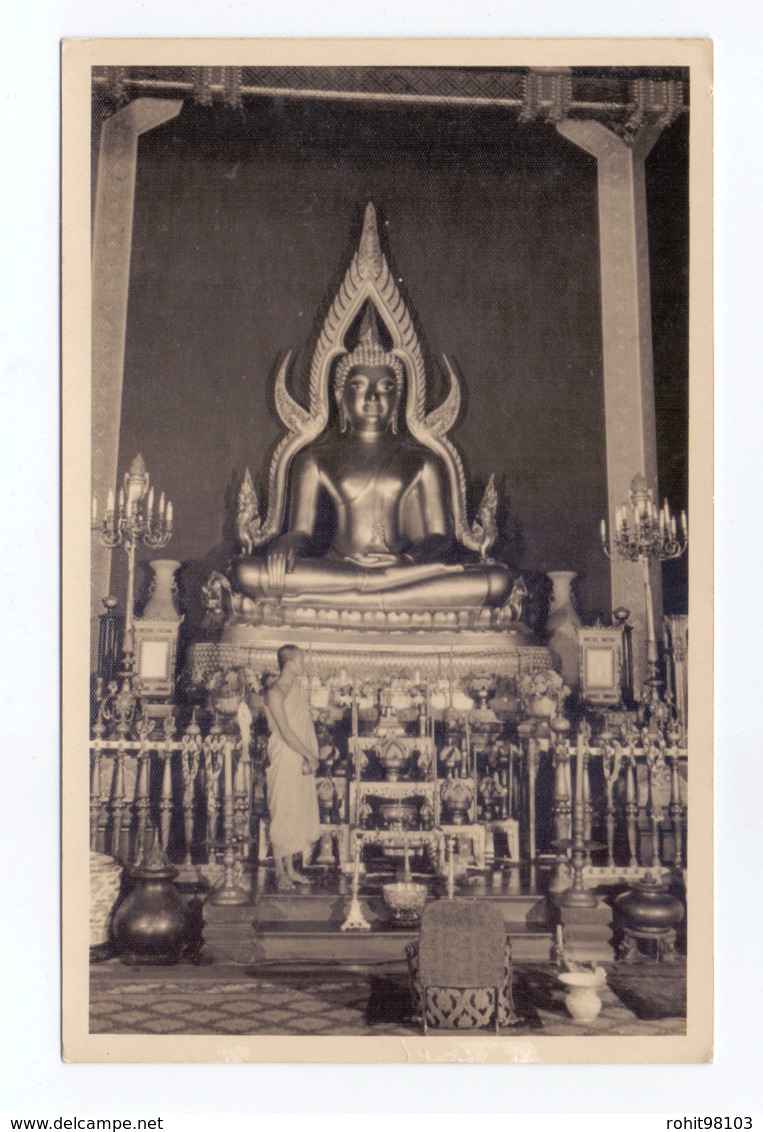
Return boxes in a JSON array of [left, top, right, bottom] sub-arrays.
[[516, 668, 570, 712]]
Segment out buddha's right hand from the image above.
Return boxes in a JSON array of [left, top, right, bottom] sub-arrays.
[[264, 546, 296, 595]]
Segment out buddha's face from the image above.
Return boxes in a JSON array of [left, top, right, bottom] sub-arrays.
[[342, 365, 399, 435]]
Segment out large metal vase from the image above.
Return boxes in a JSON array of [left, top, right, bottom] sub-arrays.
[[113, 862, 189, 965]]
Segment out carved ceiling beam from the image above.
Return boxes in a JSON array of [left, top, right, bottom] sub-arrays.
[[92, 67, 687, 133]]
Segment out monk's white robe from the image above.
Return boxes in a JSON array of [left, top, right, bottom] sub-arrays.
[[264, 681, 321, 859]]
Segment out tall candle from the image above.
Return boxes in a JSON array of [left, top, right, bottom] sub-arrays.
[[224, 741, 233, 800], [599, 519, 606, 544], [680, 510, 688, 536], [92, 495, 98, 522], [159, 492, 165, 519], [147, 486, 154, 522], [576, 728, 584, 808], [166, 501, 173, 525], [106, 488, 114, 514], [118, 488, 125, 515]]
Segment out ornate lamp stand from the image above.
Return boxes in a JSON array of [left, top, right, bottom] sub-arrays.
[[92, 454, 173, 732], [557, 724, 599, 908], [601, 473, 687, 718]]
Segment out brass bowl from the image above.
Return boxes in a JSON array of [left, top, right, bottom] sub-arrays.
[[378, 801, 418, 830], [382, 881, 428, 925]]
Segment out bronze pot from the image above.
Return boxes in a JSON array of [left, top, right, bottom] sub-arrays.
[[615, 873, 684, 936], [113, 835, 189, 965]]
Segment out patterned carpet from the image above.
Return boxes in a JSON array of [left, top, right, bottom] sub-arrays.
[[89, 963, 685, 1037], [91, 971, 428, 1036]]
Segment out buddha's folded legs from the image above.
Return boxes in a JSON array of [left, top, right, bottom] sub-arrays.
[[231, 557, 512, 609]]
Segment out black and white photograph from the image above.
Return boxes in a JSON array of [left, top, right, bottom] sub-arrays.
[[61, 40, 713, 1063]]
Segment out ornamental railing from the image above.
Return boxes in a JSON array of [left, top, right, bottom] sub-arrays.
[[89, 708, 687, 876], [519, 730, 687, 872], [89, 710, 251, 869]]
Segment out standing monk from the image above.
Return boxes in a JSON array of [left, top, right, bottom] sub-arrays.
[[263, 645, 322, 891]]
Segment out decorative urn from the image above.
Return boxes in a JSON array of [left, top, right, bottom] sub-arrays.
[[376, 738, 408, 781], [545, 570, 583, 687], [440, 777, 473, 825], [615, 872, 685, 939], [142, 559, 182, 621], [112, 831, 190, 965]]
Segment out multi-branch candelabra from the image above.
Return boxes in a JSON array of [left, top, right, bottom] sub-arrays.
[[600, 473, 687, 712], [92, 454, 173, 727]]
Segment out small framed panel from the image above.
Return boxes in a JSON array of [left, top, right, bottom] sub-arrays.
[[132, 619, 180, 699], [578, 627, 623, 705]]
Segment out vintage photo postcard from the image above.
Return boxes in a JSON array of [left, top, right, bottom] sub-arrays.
[[62, 37, 713, 1064]]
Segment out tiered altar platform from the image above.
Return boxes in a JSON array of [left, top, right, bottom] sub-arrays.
[[188, 623, 551, 686], [200, 864, 614, 968]]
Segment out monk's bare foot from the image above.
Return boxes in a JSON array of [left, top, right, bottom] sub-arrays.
[[275, 874, 295, 892], [288, 870, 311, 886]]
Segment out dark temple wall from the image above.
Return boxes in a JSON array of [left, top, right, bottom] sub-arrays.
[[112, 94, 688, 623]]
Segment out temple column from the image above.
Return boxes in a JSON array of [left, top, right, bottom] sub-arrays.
[[556, 118, 665, 690], [91, 98, 183, 653]]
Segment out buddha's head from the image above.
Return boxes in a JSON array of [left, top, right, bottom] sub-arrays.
[[334, 306, 404, 435]]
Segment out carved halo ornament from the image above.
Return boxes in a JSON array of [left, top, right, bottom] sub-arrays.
[[243, 202, 476, 551]]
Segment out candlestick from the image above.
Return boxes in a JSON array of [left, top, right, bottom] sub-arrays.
[[92, 456, 173, 739], [576, 728, 584, 806], [341, 835, 370, 931], [600, 474, 687, 725], [558, 725, 597, 909]]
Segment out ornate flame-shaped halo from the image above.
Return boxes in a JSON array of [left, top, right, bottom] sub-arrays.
[[253, 202, 470, 545]]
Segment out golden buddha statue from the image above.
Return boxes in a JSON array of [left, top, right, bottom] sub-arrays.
[[231, 306, 512, 611], [201, 201, 533, 639]]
